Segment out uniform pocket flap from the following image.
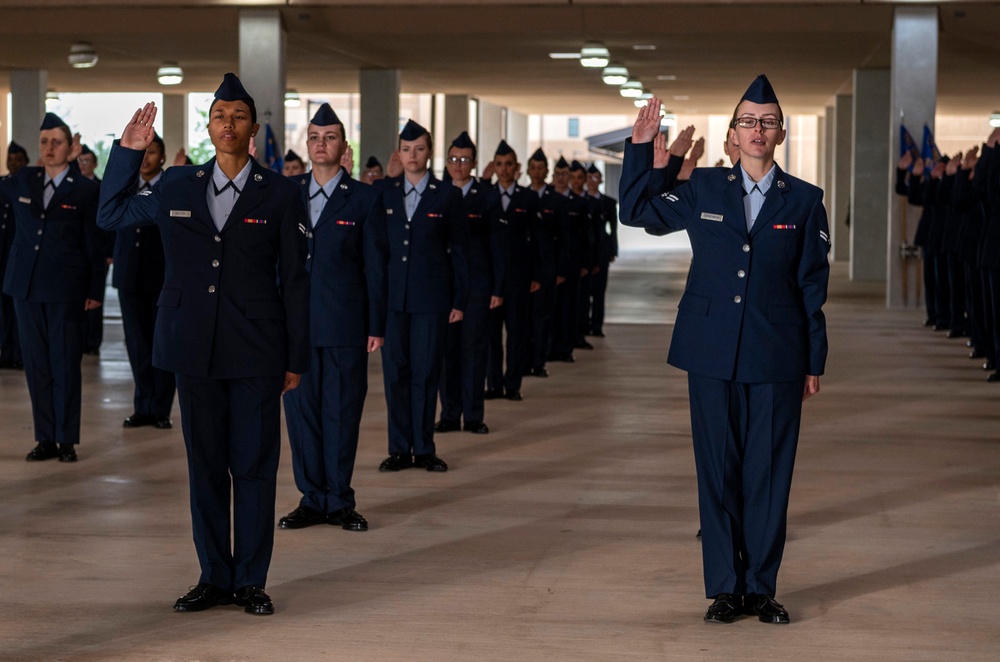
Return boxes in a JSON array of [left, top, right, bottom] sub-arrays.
[[245, 299, 285, 320], [157, 287, 181, 308], [677, 292, 711, 316]]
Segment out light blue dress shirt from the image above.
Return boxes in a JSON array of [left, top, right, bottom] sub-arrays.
[[207, 160, 253, 231], [404, 171, 430, 220], [308, 169, 343, 228], [739, 163, 777, 232], [43, 166, 70, 209]]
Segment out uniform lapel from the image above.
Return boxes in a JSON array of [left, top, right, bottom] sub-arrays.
[[413, 175, 440, 219], [29, 170, 46, 215], [47, 171, 77, 211], [749, 165, 788, 240], [315, 174, 351, 230], [223, 161, 266, 232], [188, 160, 217, 234], [723, 164, 747, 237]]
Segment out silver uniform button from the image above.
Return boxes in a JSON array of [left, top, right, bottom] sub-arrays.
[[212, 260, 220, 268], [742, 244, 750, 253], [135, 242, 140, 247], [136, 228, 141, 234], [40, 213, 45, 220], [34, 245, 39, 251], [403, 240, 409, 246], [214, 235, 221, 243], [402, 256, 408, 262], [37, 229, 43, 235], [738, 270, 746, 278], [734, 295, 742, 303], [208, 285, 216, 293]]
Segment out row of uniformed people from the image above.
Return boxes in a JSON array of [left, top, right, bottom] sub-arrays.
[[895, 135, 1000, 382]]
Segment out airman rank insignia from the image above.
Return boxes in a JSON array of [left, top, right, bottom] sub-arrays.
[[298, 222, 307, 235], [819, 230, 830, 243], [139, 189, 153, 196], [428, 183, 437, 190]]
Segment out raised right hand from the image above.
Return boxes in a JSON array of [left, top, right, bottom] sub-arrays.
[[652, 133, 669, 169], [898, 151, 913, 170], [631, 97, 663, 144], [669, 125, 696, 157], [121, 103, 158, 151], [386, 150, 403, 178]]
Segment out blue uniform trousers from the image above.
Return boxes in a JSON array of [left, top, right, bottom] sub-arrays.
[[83, 264, 109, 350], [283, 346, 367, 513], [0, 291, 20, 364], [488, 283, 531, 393], [383, 310, 448, 456], [14, 299, 84, 445], [530, 278, 556, 368], [175, 373, 283, 593], [440, 304, 489, 423], [119, 290, 175, 417], [589, 261, 610, 335], [688, 374, 804, 599], [551, 274, 579, 355]]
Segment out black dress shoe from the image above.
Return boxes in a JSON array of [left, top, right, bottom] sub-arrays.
[[704, 593, 742, 624], [58, 445, 78, 463], [970, 350, 985, 359], [123, 413, 156, 428], [26, 443, 59, 462], [379, 453, 413, 472], [483, 388, 504, 400], [434, 419, 461, 433], [278, 505, 326, 529], [933, 323, 948, 331], [985, 360, 996, 371], [575, 340, 594, 350], [548, 352, 575, 363], [529, 366, 549, 378], [505, 390, 523, 401], [463, 420, 490, 434], [591, 330, 605, 338], [327, 507, 368, 531], [922, 318, 933, 327], [154, 416, 173, 429], [744, 594, 790, 624], [234, 585, 273, 615], [988, 372, 1000, 383], [696, 529, 702, 539], [947, 328, 967, 339], [173, 583, 234, 612], [413, 453, 448, 472]]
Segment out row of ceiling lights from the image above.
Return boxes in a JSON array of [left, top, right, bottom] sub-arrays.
[[68, 41, 184, 86]]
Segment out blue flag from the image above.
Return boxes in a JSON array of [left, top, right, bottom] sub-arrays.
[[921, 125, 941, 164], [900, 124, 917, 160], [264, 123, 283, 173]]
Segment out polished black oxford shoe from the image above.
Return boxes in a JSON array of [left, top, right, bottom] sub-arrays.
[[327, 507, 368, 531], [154, 416, 173, 429], [483, 388, 504, 400], [173, 583, 234, 612], [123, 413, 157, 428], [278, 505, 326, 529], [378, 453, 413, 472], [988, 372, 1000, 383], [26, 443, 60, 462], [413, 453, 448, 472], [235, 585, 273, 615], [529, 366, 549, 378], [434, 419, 461, 433], [463, 420, 490, 434], [575, 340, 594, 350], [744, 594, 790, 624], [704, 593, 742, 623], [58, 445, 78, 463], [505, 391, 523, 402]]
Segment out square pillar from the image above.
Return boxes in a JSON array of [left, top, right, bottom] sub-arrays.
[[850, 69, 891, 283], [10, 69, 47, 152], [831, 94, 852, 262], [239, 9, 286, 162], [161, 93, 188, 158], [359, 69, 400, 169]]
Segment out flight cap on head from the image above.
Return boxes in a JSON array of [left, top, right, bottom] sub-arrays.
[[450, 131, 475, 150], [399, 119, 429, 142], [310, 103, 342, 128], [529, 148, 547, 163], [365, 155, 382, 169], [495, 140, 515, 157], [740, 74, 779, 105], [554, 156, 569, 169], [569, 160, 585, 172], [8, 140, 27, 156], [284, 149, 303, 163], [587, 164, 600, 175], [79, 144, 95, 157], [40, 112, 68, 131], [212, 72, 257, 123]]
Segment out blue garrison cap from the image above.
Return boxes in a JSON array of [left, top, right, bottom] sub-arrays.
[[365, 155, 382, 169], [495, 140, 515, 157], [740, 74, 779, 105], [450, 131, 475, 150], [400, 119, 429, 142], [284, 149, 303, 163], [40, 112, 68, 131], [569, 160, 585, 172], [587, 164, 600, 175], [529, 148, 547, 163], [554, 156, 569, 169], [212, 72, 257, 123], [79, 144, 95, 157], [310, 103, 342, 128], [8, 141, 27, 156]]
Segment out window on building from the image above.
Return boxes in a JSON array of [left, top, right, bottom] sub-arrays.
[[568, 117, 580, 138]]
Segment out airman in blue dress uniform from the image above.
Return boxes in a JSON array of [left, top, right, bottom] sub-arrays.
[[0, 141, 29, 370], [279, 103, 388, 532], [619, 75, 830, 625], [98, 73, 310, 616]]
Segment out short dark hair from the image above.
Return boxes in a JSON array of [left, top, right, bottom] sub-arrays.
[[400, 132, 433, 150], [150, 134, 165, 155]]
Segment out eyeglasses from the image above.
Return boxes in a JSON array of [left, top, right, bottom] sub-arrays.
[[447, 156, 474, 164], [732, 117, 782, 130]]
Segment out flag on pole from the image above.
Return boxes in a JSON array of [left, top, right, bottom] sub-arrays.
[[264, 123, 283, 173], [900, 124, 918, 160], [922, 125, 941, 164]]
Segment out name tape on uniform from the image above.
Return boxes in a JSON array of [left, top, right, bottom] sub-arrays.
[[700, 212, 724, 222], [169, 210, 192, 218]]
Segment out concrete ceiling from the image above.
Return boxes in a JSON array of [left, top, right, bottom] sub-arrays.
[[0, 1, 997, 116]]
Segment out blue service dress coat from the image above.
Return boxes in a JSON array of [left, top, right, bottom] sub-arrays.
[[374, 173, 470, 456], [1, 165, 104, 447], [530, 185, 567, 369], [619, 139, 830, 600], [0, 182, 22, 365], [283, 171, 388, 513], [98, 142, 310, 593]]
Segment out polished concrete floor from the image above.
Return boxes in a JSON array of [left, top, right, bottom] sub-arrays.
[[1, 252, 998, 662]]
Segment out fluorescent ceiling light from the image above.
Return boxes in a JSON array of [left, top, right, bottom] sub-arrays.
[[156, 63, 184, 86], [990, 112, 1000, 128], [284, 90, 301, 108], [602, 64, 629, 86], [68, 42, 98, 69], [620, 81, 644, 99], [657, 75, 678, 81], [660, 113, 677, 127], [633, 45, 657, 51], [549, 52, 581, 60], [580, 42, 610, 68]]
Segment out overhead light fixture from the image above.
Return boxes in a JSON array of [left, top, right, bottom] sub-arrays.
[[601, 64, 629, 86], [619, 80, 644, 99], [156, 63, 184, 86], [657, 75, 678, 81], [68, 42, 98, 69], [633, 44, 657, 51], [580, 42, 610, 68], [45, 90, 60, 102], [660, 113, 677, 127], [284, 90, 301, 108], [549, 52, 581, 60], [634, 92, 654, 108], [673, 95, 690, 101], [990, 112, 1000, 128]]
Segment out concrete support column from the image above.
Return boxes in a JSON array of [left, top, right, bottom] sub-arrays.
[[10, 69, 47, 151], [831, 94, 852, 261], [161, 94, 187, 157], [478, 101, 504, 164], [823, 105, 834, 225], [239, 10, 286, 162], [506, 109, 529, 171], [443, 94, 470, 147], [889, 6, 938, 308], [850, 68, 891, 282], [359, 69, 400, 169]]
